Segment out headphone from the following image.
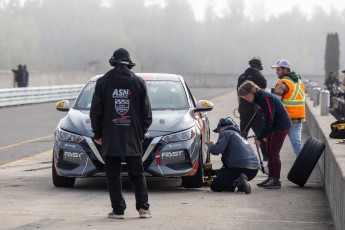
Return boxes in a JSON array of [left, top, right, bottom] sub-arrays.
[[249, 57, 263, 70], [109, 56, 136, 69]]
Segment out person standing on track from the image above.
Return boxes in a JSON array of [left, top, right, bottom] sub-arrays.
[[237, 57, 268, 160], [271, 59, 306, 157], [238, 80, 291, 189], [90, 48, 153, 219]]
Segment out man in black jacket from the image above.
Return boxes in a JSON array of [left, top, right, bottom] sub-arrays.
[[237, 57, 267, 160], [90, 48, 152, 219]]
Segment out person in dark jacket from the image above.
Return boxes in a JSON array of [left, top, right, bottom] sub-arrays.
[[206, 117, 259, 194], [11, 65, 25, 87], [238, 80, 291, 189], [237, 57, 268, 160], [90, 48, 152, 219], [23, 65, 29, 87]]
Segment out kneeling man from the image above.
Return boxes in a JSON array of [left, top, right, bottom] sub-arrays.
[[206, 117, 259, 194]]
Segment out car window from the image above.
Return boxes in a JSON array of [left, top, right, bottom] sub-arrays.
[[74, 81, 96, 110], [184, 83, 197, 107], [146, 81, 188, 110], [73, 80, 189, 111]]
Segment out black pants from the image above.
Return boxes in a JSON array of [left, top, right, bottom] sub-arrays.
[[104, 156, 150, 215], [239, 109, 267, 160], [210, 167, 258, 192]]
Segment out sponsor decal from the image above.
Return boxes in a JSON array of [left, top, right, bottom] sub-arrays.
[[63, 151, 83, 160], [115, 99, 130, 115], [168, 144, 182, 148], [112, 115, 131, 125], [112, 88, 131, 116], [112, 89, 131, 98], [64, 143, 77, 149], [161, 150, 184, 159], [56, 101, 65, 108]]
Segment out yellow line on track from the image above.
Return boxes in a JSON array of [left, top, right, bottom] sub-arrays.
[[0, 135, 54, 151], [0, 149, 52, 168]]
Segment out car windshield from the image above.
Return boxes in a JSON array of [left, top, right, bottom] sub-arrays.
[[74, 80, 188, 111], [74, 81, 96, 110], [146, 81, 188, 110]]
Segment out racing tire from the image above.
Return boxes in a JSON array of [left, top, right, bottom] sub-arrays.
[[52, 158, 76, 187], [287, 137, 325, 187], [181, 153, 204, 188]]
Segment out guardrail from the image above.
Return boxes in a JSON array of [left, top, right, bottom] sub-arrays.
[[0, 84, 84, 108]]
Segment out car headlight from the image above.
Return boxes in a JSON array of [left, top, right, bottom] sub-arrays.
[[55, 127, 84, 143], [161, 127, 196, 143]]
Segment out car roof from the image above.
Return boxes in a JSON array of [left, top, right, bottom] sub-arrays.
[[89, 73, 183, 82]]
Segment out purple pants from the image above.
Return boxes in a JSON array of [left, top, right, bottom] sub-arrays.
[[266, 128, 290, 179]]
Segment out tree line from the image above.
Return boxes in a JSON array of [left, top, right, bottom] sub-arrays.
[[0, 0, 344, 76]]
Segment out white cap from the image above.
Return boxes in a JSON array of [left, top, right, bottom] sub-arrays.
[[271, 59, 291, 69]]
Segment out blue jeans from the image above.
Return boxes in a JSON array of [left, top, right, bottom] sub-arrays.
[[288, 122, 303, 157]]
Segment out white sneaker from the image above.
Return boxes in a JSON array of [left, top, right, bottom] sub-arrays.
[[138, 209, 152, 218], [108, 211, 124, 219]]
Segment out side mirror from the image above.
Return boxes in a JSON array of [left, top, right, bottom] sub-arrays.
[[56, 100, 70, 112], [194, 100, 214, 112]]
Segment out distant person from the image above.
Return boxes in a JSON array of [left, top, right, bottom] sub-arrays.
[[90, 48, 152, 219], [324, 71, 340, 92], [206, 117, 259, 194], [237, 57, 268, 160], [271, 59, 305, 157], [238, 80, 291, 189], [11, 65, 25, 87], [23, 65, 29, 87]]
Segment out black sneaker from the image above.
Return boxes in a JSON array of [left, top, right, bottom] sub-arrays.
[[263, 178, 281, 189], [257, 177, 271, 187], [237, 173, 251, 194]]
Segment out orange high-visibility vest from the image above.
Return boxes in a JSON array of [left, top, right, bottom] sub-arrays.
[[280, 77, 305, 120]]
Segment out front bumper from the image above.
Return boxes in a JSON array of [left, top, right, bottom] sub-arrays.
[[53, 134, 200, 178]]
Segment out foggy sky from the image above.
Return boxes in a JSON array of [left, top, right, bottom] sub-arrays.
[[0, 0, 344, 76]]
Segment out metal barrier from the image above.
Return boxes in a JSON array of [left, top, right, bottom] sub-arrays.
[[0, 84, 84, 108]]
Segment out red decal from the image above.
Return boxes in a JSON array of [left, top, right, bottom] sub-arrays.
[[120, 115, 131, 123], [185, 157, 199, 176], [154, 151, 161, 165], [137, 73, 155, 81], [265, 96, 273, 121]]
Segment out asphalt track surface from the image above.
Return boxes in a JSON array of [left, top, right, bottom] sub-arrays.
[[0, 88, 333, 229]]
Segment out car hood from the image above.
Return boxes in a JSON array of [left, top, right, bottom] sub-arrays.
[[58, 109, 195, 138]]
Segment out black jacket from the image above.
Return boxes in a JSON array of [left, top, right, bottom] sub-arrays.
[[90, 66, 152, 157], [237, 67, 267, 113], [254, 89, 292, 141]]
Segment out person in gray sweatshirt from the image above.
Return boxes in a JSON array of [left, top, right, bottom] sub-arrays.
[[206, 117, 259, 194]]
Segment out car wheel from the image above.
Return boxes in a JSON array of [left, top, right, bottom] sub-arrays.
[[287, 137, 325, 187], [52, 158, 76, 187], [181, 150, 204, 188]]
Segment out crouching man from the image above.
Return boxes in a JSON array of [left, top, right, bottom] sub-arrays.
[[206, 117, 259, 194]]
